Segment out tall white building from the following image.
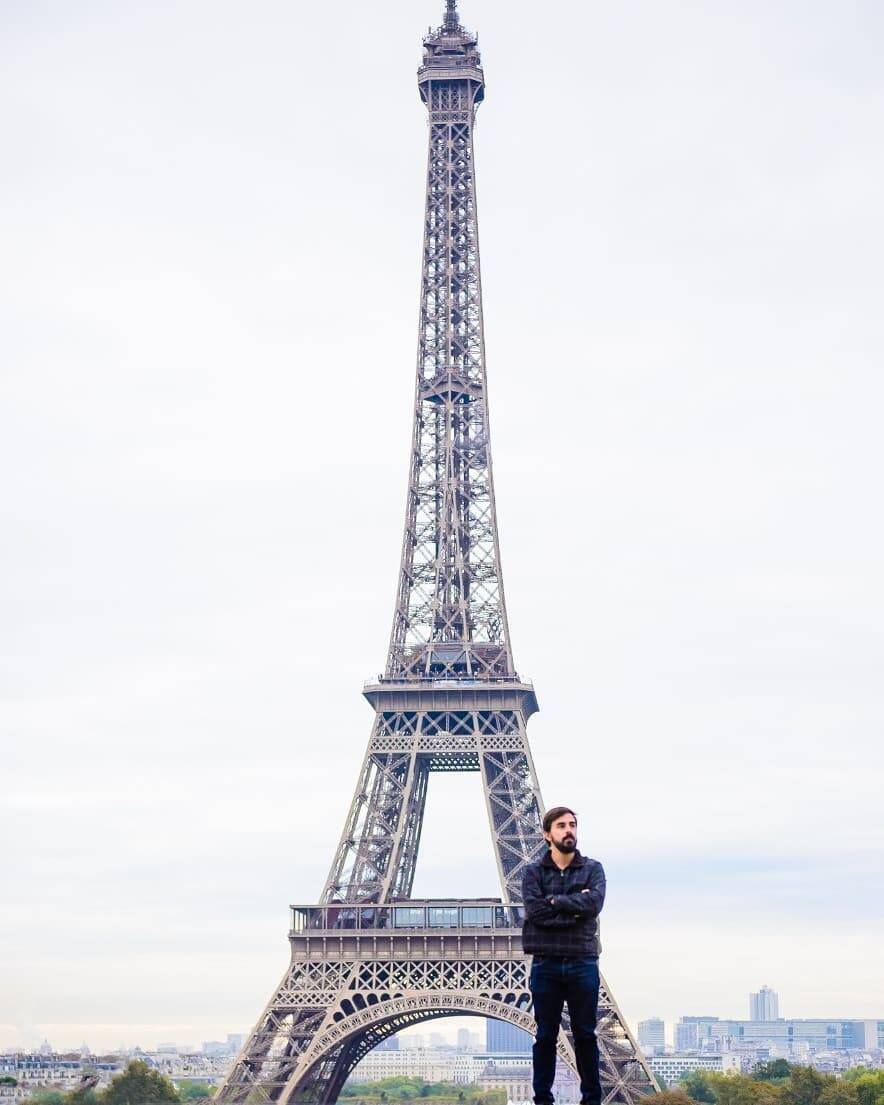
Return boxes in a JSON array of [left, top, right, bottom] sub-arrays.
[[456, 1028, 484, 1052], [675, 1021, 699, 1051], [637, 1020, 665, 1054], [749, 987, 779, 1022]]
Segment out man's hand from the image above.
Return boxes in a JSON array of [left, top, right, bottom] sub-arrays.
[[552, 892, 588, 906], [523, 864, 583, 928]]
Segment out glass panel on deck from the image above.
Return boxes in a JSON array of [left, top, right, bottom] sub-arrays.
[[461, 906, 493, 928], [427, 906, 459, 927], [394, 907, 426, 928]]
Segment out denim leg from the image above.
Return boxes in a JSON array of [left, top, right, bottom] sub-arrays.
[[530, 959, 565, 1105], [564, 959, 601, 1105]]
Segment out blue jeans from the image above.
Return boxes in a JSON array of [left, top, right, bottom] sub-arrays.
[[529, 956, 601, 1105]]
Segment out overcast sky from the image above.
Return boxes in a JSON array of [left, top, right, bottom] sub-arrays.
[[2, 0, 883, 1054]]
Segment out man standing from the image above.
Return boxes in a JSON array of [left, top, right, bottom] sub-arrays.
[[522, 806, 606, 1105]]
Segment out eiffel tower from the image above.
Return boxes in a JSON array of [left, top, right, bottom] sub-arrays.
[[217, 4, 657, 1103]]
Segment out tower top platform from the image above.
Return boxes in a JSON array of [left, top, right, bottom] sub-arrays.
[[418, 0, 484, 103]]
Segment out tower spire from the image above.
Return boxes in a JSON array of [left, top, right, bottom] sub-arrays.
[[393, 0, 494, 680], [443, 0, 460, 31]]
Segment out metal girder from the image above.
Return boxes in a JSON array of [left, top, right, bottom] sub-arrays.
[[387, 11, 510, 683], [321, 706, 544, 905], [217, 4, 658, 1104], [218, 944, 657, 1105]]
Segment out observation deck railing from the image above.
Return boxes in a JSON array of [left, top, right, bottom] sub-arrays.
[[364, 676, 533, 688], [290, 899, 525, 935]]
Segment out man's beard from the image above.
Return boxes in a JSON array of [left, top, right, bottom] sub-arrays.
[[556, 836, 577, 853]]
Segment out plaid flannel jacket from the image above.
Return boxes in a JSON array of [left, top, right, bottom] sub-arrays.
[[521, 849, 606, 958]]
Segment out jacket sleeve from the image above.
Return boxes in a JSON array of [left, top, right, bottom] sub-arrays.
[[522, 863, 577, 928], [551, 862, 606, 918]]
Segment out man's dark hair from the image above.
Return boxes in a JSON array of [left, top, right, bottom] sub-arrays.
[[542, 806, 576, 833]]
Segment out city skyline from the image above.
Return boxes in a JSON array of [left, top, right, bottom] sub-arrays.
[[8, 1003, 884, 1056], [7, 990, 884, 1057], [3, 0, 883, 1058]]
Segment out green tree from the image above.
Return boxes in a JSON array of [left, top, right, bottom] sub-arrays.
[[782, 1067, 828, 1105], [707, 1072, 782, 1105], [68, 1088, 100, 1105], [0, 1078, 18, 1087], [817, 1084, 858, 1105], [843, 1072, 884, 1105], [640, 1092, 695, 1105], [179, 1084, 212, 1101], [754, 1064, 794, 1085], [680, 1070, 716, 1103], [103, 1061, 179, 1105], [21, 1093, 65, 1105]]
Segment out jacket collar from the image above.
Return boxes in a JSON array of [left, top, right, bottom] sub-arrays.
[[541, 848, 585, 869]]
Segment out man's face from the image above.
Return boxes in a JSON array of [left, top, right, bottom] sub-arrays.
[[544, 813, 577, 854]]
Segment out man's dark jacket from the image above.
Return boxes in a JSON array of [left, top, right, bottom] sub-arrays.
[[521, 849, 606, 958]]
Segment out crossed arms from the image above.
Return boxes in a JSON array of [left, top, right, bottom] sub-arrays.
[[522, 861, 606, 928]]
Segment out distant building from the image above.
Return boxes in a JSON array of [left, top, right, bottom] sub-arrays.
[[399, 1034, 426, 1051], [676, 1017, 881, 1055], [476, 1065, 532, 1102], [349, 1048, 464, 1083], [0, 1051, 126, 1105], [675, 1020, 700, 1051], [638, 1020, 665, 1054], [476, 1061, 580, 1105], [349, 1049, 550, 1088], [648, 1054, 741, 1084], [750, 987, 780, 1022], [374, 1036, 400, 1051], [486, 1020, 533, 1054]]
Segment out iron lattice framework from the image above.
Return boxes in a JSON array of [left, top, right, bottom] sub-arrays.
[[216, 5, 657, 1104], [389, 0, 509, 686]]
